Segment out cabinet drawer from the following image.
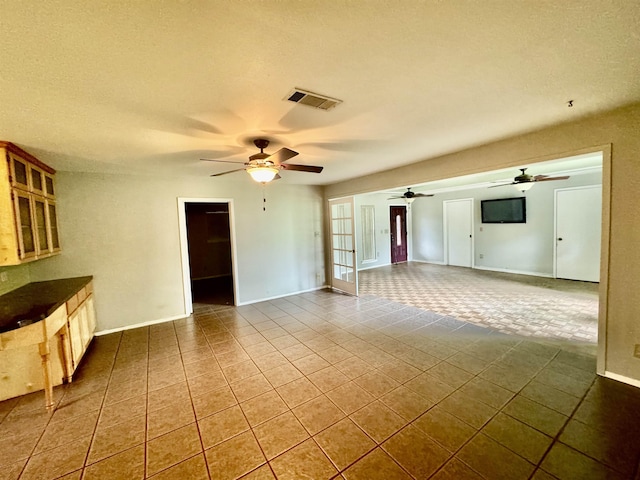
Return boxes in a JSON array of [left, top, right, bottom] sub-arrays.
[[66, 294, 79, 315], [77, 287, 87, 304]]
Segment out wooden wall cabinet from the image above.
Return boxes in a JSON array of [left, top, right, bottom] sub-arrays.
[[0, 141, 61, 265]]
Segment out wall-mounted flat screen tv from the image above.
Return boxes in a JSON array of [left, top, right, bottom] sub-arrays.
[[481, 197, 526, 223]]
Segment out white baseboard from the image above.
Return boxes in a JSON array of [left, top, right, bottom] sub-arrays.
[[410, 260, 446, 265], [603, 371, 640, 389], [473, 265, 553, 278], [358, 262, 392, 272], [95, 286, 331, 335], [236, 285, 329, 306], [95, 314, 188, 336]]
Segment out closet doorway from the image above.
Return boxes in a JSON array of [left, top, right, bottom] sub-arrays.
[[179, 199, 237, 313]]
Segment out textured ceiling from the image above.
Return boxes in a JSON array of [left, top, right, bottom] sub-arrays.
[[0, 1, 638, 185]]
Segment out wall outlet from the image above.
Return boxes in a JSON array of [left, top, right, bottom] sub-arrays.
[[634, 344, 640, 359], [0, 272, 8, 282], [479, 254, 484, 259]]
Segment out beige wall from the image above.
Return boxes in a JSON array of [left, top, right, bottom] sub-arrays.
[[325, 102, 640, 384], [29, 172, 326, 332], [0, 264, 30, 296]]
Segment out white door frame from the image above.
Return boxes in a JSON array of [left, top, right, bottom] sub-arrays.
[[443, 198, 474, 268], [553, 185, 602, 281], [177, 197, 239, 315]]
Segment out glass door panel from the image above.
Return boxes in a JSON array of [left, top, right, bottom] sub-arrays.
[[10, 155, 29, 190], [45, 174, 55, 197], [48, 202, 61, 250], [15, 192, 36, 259], [31, 167, 44, 194], [34, 197, 49, 253]]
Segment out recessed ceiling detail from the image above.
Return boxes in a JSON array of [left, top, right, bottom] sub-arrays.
[[285, 88, 342, 111]]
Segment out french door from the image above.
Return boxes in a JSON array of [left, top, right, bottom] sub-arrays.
[[329, 197, 357, 295]]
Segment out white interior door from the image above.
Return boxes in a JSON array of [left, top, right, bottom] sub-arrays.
[[555, 185, 602, 282], [444, 198, 473, 267], [329, 197, 358, 295]]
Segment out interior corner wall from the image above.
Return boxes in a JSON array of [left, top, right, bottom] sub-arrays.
[[324, 102, 640, 385], [27, 171, 325, 332]]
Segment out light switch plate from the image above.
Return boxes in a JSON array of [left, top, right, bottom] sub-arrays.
[[634, 344, 640, 359]]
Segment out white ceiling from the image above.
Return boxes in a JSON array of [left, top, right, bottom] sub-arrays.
[[379, 151, 603, 196], [0, 1, 638, 185]]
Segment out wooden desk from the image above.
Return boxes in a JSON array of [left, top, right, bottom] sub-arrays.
[[0, 304, 67, 410], [0, 276, 95, 410]]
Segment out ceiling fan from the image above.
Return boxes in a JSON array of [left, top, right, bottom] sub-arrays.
[[490, 168, 570, 191], [201, 139, 323, 183], [388, 187, 434, 203]]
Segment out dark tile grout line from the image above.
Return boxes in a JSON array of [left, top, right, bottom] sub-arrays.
[[181, 319, 216, 480], [527, 372, 598, 480], [199, 314, 275, 480], [85, 331, 125, 477], [145, 326, 151, 480], [396, 332, 557, 480]]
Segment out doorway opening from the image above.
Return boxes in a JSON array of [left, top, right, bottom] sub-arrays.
[[184, 202, 234, 306]]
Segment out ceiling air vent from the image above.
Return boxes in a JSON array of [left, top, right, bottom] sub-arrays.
[[285, 88, 342, 111]]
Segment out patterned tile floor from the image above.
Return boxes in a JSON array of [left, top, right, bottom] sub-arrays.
[[359, 263, 599, 344], [2, 288, 639, 479]]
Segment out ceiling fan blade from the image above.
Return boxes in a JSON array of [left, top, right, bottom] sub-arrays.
[[267, 148, 298, 165], [273, 174, 282, 181], [201, 158, 247, 165], [280, 163, 323, 173], [535, 176, 570, 182], [413, 193, 434, 197], [387, 196, 403, 200], [533, 174, 549, 180], [488, 183, 514, 188], [210, 168, 246, 177]]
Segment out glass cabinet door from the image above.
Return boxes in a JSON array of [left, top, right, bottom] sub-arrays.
[[45, 174, 55, 198], [31, 167, 44, 195], [47, 202, 60, 250], [10, 155, 29, 191], [14, 191, 37, 259], [34, 197, 49, 253]]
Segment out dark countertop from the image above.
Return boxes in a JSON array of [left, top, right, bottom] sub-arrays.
[[0, 276, 93, 333]]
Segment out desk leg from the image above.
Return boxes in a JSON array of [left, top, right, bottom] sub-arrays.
[[38, 341, 54, 412]]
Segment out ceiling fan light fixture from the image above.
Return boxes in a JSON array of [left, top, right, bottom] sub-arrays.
[[405, 197, 416, 204], [247, 166, 279, 183], [515, 182, 534, 192]]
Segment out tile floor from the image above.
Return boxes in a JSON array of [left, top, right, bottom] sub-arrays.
[[1, 275, 639, 479]]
